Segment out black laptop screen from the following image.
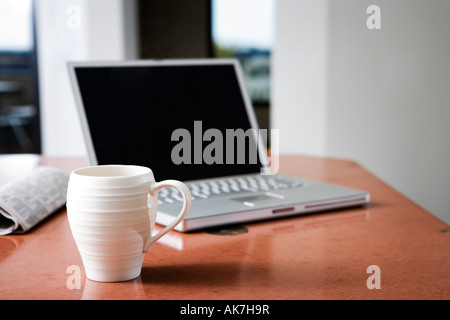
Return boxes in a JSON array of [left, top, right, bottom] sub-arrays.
[[74, 63, 264, 181]]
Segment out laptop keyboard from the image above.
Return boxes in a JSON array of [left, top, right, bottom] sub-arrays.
[[157, 175, 307, 204]]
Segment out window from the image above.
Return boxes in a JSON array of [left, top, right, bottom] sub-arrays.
[[211, 0, 275, 105], [0, 0, 40, 154], [0, 0, 33, 52]]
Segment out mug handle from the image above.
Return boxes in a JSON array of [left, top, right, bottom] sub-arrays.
[[143, 180, 191, 253]]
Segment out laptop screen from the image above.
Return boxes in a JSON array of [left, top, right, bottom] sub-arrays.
[[73, 62, 264, 181]]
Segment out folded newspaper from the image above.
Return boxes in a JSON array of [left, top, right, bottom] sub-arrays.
[[0, 166, 69, 235]]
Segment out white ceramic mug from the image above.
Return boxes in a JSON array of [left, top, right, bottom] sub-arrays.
[[66, 165, 191, 282]]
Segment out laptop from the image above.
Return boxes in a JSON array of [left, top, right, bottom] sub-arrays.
[[68, 59, 369, 232]]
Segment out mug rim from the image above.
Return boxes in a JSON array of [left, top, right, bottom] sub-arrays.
[[72, 165, 152, 178]]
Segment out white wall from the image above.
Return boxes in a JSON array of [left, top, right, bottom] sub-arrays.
[[271, 0, 329, 156], [35, 0, 138, 157], [272, 0, 450, 225]]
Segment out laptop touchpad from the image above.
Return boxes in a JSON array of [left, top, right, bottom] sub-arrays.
[[233, 193, 285, 207]]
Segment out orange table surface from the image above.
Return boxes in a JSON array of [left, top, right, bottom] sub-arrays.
[[0, 154, 448, 300]]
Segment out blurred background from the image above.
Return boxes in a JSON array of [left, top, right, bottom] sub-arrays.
[[0, 0, 40, 154], [0, 0, 448, 225]]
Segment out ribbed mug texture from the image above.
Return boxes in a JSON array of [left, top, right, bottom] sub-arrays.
[[67, 166, 157, 282]]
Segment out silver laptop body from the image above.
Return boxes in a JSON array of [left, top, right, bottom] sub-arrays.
[[68, 59, 369, 232]]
